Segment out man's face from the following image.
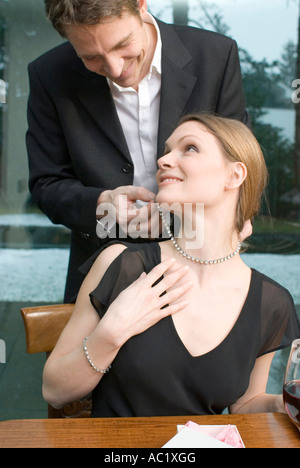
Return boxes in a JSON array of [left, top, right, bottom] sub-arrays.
[[66, 10, 155, 90]]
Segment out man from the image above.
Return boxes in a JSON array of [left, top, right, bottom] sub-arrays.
[[26, 0, 249, 302]]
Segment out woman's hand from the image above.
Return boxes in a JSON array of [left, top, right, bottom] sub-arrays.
[[99, 258, 192, 348]]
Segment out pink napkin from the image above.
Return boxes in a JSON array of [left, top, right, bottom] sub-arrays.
[[184, 421, 245, 448]]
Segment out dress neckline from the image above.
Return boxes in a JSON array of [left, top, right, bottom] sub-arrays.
[[155, 242, 257, 359]]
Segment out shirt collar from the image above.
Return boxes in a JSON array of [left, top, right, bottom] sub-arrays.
[[107, 13, 162, 92], [146, 13, 162, 77]]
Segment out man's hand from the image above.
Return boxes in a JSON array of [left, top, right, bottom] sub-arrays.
[[97, 186, 157, 239]]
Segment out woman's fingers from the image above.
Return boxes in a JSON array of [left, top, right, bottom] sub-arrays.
[[157, 280, 193, 311], [136, 258, 192, 311], [145, 257, 177, 283], [155, 265, 190, 295], [134, 258, 192, 304], [162, 299, 189, 316], [144, 258, 188, 287], [131, 259, 176, 287]]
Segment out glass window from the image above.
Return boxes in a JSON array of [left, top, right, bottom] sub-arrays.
[[0, 0, 68, 421], [0, 0, 299, 421], [148, 0, 300, 304], [0, 0, 69, 303]]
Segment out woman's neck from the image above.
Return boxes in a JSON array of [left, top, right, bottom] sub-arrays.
[[180, 221, 239, 261], [159, 203, 245, 281], [171, 201, 238, 255]]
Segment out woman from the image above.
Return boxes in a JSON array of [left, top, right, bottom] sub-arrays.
[[43, 114, 300, 417]]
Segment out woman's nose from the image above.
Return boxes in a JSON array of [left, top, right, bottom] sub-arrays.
[[157, 152, 178, 169]]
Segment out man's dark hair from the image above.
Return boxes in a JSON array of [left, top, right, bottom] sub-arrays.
[[45, 0, 141, 37]]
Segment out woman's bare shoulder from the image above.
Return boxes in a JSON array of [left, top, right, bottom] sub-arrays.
[[88, 244, 128, 280]]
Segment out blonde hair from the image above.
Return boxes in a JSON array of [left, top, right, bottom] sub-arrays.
[[178, 114, 268, 233]]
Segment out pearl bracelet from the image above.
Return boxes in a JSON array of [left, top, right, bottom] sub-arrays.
[[83, 337, 112, 374]]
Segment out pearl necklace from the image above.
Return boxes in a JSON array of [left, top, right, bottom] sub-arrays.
[[156, 203, 242, 265]]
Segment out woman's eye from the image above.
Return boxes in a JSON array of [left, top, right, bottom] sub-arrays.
[[185, 145, 198, 153]]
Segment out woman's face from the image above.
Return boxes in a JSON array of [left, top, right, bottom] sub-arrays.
[[156, 121, 233, 209]]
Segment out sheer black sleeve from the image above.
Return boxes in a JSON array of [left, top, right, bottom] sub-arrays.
[[88, 243, 159, 318], [258, 273, 300, 357]]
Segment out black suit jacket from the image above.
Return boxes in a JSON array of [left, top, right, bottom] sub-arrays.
[[26, 19, 249, 301]]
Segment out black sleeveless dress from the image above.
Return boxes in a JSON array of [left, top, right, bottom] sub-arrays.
[[81, 242, 300, 418]]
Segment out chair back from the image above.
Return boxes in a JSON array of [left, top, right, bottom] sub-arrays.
[[20, 304, 92, 418]]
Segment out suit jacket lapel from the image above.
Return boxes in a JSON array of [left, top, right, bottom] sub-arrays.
[[72, 70, 132, 163], [157, 19, 197, 158]]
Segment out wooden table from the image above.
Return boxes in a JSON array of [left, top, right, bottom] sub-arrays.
[[0, 413, 299, 448]]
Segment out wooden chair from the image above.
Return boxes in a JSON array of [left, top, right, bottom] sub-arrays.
[[20, 304, 92, 418]]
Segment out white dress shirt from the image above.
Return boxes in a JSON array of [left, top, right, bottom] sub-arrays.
[[107, 13, 162, 194]]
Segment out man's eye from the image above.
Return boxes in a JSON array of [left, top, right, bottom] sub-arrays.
[[84, 56, 97, 62]]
